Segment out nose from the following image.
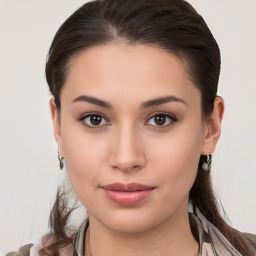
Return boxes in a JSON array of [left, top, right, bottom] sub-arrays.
[[109, 124, 146, 172]]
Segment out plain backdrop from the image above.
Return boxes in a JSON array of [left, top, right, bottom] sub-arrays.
[[0, 0, 255, 254]]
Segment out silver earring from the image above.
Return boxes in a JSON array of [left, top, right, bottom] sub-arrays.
[[202, 154, 211, 172], [58, 148, 64, 170]]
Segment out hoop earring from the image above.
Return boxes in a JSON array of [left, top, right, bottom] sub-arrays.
[[58, 148, 64, 170], [202, 154, 211, 172]]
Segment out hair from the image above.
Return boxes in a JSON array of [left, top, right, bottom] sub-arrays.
[[42, 0, 255, 255]]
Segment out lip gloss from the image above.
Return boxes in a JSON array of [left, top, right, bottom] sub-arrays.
[[102, 183, 155, 205], [103, 189, 154, 205]]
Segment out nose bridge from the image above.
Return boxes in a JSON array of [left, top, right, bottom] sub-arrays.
[[109, 121, 145, 172]]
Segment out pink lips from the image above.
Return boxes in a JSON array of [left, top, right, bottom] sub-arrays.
[[102, 183, 155, 205]]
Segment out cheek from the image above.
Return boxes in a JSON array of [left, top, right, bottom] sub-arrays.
[[148, 125, 203, 198], [60, 125, 107, 201]]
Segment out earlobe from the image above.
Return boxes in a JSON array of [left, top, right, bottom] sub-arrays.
[[201, 96, 225, 155], [49, 96, 63, 155]]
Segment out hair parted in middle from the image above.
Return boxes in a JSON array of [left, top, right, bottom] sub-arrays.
[[41, 1, 255, 255]]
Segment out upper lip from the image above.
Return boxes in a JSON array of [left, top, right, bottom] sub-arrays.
[[102, 183, 155, 191]]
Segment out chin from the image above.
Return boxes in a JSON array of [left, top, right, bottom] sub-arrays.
[[107, 218, 157, 233], [94, 207, 166, 234]]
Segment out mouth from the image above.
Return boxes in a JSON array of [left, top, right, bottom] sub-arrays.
[[101, 183, 155, 205]]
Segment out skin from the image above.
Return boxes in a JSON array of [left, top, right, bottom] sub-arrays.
[[50, 43, 224, 256]]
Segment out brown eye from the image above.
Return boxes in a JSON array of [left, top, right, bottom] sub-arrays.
[[90, 115, 102, 125], [154, 115, 167, 125], [147, 113, 177, 127], [82, 114, 109, 128]]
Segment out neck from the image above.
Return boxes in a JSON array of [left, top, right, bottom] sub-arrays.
[[85, 204, 198, 256]]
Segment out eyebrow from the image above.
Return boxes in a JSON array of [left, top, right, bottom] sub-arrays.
[[72, 95, 186, 109], [72, 95, 112, 108], [141, 95, 186, 108]]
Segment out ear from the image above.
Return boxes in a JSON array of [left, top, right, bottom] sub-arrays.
[[201, 96, 225, 155], [49, 96, 64, 157]]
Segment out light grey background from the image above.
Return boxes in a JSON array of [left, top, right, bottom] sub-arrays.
[[0, 0, 255, 254]]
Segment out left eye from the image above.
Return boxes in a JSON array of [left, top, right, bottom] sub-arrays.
[[146, 114, 176, 127]]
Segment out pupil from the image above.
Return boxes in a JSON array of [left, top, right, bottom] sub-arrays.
[[155, 115, 166, 125], [90, 115, 101, 125]]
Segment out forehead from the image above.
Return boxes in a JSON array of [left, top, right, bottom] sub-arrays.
[[63, 43, 200, 107]]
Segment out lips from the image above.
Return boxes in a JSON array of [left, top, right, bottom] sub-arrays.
[[102, 183, 155, 205], [103, 182, 154, 191]]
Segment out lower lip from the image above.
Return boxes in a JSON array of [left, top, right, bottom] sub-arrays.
[[103, 188, 155, 205]]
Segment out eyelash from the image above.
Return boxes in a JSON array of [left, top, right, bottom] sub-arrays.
[[147, 112, 177, 127], [78, 112, 177, 129], [78, 112, 110, 129]]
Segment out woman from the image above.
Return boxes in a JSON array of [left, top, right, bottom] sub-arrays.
[[6, 0, 256, 255]]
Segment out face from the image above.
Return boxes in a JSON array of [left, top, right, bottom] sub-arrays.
[[51, 44, 215, 233]]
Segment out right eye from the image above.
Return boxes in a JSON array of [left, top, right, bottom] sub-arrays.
[[79, 113, 109, 128]]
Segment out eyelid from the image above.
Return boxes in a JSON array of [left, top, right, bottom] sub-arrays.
[[78, 112, 110, 129], [78, 111, 177, 129], [145, 112, 177, 127]]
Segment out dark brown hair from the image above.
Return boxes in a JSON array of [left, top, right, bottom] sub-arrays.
[[42, 0, 255, 255]]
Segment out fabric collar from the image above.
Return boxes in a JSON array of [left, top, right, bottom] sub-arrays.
[[73, 205, 241, 256]]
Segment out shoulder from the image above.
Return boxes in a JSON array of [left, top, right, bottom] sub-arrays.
[[5, 244, 33, 256], [243, 232, 256, 249], [5, 237, 43, 256], [5, 236, 44, 256], [5, 235, 74, 256]]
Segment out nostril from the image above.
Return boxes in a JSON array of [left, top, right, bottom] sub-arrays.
[[109, 132, 146, 171], [110, 157, 146, 172]]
